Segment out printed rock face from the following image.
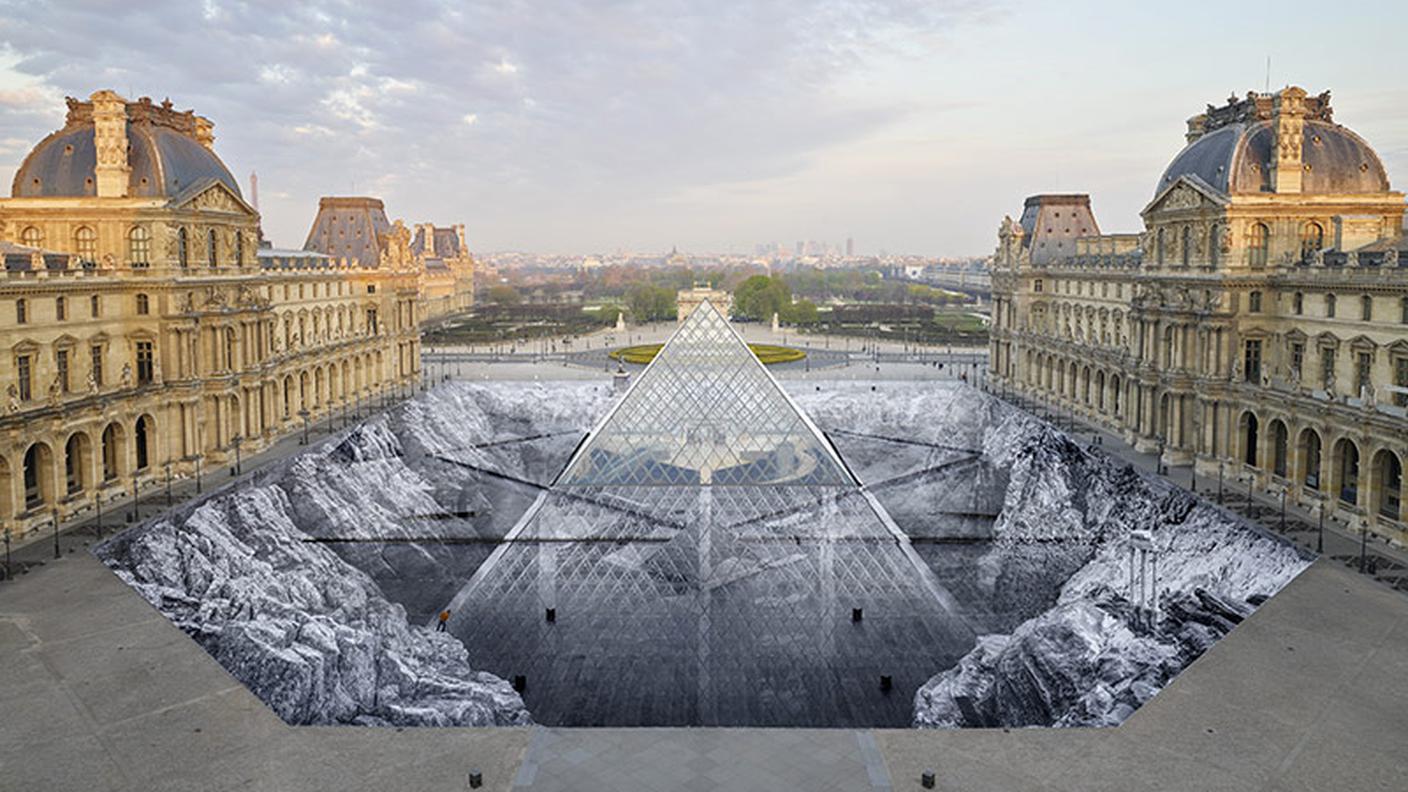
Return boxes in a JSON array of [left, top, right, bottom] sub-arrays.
[[97, 332, 1310, 729]]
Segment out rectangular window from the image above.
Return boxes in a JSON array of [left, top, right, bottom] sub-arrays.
[[136, 341, 154, 385], [1294, 292, 1304, 315], [1396, 357, 1408, 408], [56, 296, 66, 321], [1244, 340, 1261, 383], [1322, 348, 1337, 391], [1248, 291, 1262, 313], [1033, 279, 1043, 293], [90, 295, 100, 317], [1357, 352, 1372, 396], [1291, 343, 1305, 382], [16, 299, 26, 324], [91, 345, 103, 388], [366, 308, 378, 335], [1326, 294, 1337, 318], [16, 354, 32, 401], [1362, 295, 1374, 321], [56, 349, 69, 393]]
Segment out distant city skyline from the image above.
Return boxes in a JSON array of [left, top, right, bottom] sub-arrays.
[[0, 1, 1404, 255]]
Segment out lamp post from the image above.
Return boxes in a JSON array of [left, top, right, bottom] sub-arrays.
[[128, 474, 139, 523], [1279, 486, 1287, 531], [164, 461, 173, 508], [94, 491, 102, 540], [299, 409, 311, 446], [1359, 518, 1370, 574], [52, 508, 60, 560], [1217, 462, 1224, 504], [1316, 500, 1325, 554], [230, 435, 243, 478], [194, 453, 203, 495], [4, 523, 10, 581], [1246, 475, 1255, 520]]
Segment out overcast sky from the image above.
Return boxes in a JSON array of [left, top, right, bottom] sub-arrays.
[[0, 1, 1405, 256]]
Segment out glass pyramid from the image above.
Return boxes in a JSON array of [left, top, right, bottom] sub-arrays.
[[556, 300, 853, 490], [448, 300, 975, 727]]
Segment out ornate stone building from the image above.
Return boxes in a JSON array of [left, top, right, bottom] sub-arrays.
[[0, 91, 421, 541], [302, 196, 475, 322], [990, 87, 1408, 542]]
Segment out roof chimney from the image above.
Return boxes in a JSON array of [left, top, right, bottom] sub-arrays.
[[1271, 86, 1307, 194], [90, 90, 129, 198], [194, 116, 215, 149], [1185, 113, 1207, 144]]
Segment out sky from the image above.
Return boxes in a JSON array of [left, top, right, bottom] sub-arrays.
[[0, 0, 1405, 256]]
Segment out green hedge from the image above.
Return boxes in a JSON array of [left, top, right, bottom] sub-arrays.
[[610, 343, 805, 366]]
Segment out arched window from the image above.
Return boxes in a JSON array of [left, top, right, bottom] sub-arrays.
[[1181, 225, 1191, 266], [208, 228, 219, 267], [1326, 294, 1337, 318], [177, 227, 189, 267], [16, 298, 26, 324], [1248, 223, 1269, 268], [1208, 224, 1219, 267], [74, 226, 97, 265], [1301, 222, 1324, 261], [1361, 295, 1373, 321], [134, 416, 151, 470], [135, 293, 150, 315], [1293, 292, 1304, 315], [128, 225, 151, 267], [55, 296, 66, 321], [20, 226, 42, 247]]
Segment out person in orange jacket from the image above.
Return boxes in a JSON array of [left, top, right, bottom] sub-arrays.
[[436, 609, 450, 632]]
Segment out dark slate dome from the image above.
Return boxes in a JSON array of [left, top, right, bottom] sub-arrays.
[[1156, 118, 1389, 198], [12, 122, 242, 199]]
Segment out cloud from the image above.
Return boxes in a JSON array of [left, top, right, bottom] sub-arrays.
[[0, 0, 1001, 250]]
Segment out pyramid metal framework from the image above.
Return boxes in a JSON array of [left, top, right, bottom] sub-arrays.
[[448, 301, 973, 727]]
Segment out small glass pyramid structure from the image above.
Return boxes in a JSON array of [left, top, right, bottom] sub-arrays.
[[449, 301, 974, 727], [556, 300, 852, 489]]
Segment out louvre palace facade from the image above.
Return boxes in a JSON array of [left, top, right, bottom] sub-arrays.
[[0, 90, 424, 541], [989, 86, 1408, 542]]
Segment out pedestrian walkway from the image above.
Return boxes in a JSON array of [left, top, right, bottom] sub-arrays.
[[988, 385, 1408, 595], [511, 727, 891, 792]]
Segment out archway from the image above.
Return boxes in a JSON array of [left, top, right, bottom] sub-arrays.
[[1240, 411, 1259, 468], [63, 432, 92, 496], [22, 442, 54, 511], [101, 422, 125, 482], [1372, 449, 1403, 522], [1269, 420, 1288, 478], [1333, 438, 1361, 507], [134, 415, 153, 471], [1298, 428, 1322, 491]]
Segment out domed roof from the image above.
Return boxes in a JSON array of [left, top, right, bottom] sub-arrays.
[[1156, 118, 1389, 198], [12, 121, 242, 199]]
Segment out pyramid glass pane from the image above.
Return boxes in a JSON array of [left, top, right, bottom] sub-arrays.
[[446, 301, 975, 727]]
